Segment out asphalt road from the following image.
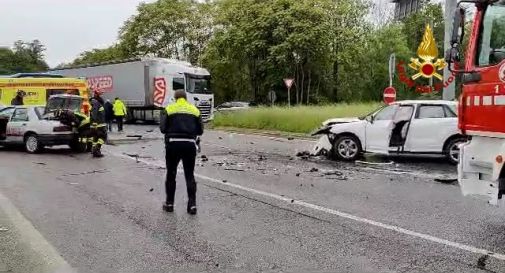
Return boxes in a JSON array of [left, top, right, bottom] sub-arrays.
[[1, 126, 505, 273]]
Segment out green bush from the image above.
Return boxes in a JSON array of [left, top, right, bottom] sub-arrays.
[[213, 103, 382, 134]]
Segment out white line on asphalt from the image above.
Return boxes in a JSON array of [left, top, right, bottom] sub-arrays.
[[0, 192, 75, 273], [113, 152, 505, 262]]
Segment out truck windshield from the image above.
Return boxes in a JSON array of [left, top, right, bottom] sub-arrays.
[[187, 76, 211, 94], [477, 3, 505, 66]]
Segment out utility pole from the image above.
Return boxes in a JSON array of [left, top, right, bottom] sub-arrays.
[[443, 0, 458, 100]]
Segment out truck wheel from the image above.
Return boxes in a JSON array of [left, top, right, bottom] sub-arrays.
[[332, 135, 362, 161], [445, 137, 466, 165], [24, 134, 41, 154]]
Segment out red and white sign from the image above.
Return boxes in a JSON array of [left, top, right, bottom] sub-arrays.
[[153, 77, 167, 107], [86, 76, 113, 92], [383, 86, 396, 105], [284, 78, 294, 89]]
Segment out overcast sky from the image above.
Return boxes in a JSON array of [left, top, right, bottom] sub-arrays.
[[0, 0, 153, 67]]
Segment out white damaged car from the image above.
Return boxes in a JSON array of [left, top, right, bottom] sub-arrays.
[[311, 100, 467, 164]]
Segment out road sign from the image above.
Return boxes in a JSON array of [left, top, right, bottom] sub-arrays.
[[284, 78, 294, 89], [284, 78, 294, 107], [268, 90, 277, 105], [383, 87, 396, 105]]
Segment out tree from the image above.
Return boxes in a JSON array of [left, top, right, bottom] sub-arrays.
[[118, 0, 214, 65], [0, 40, 49, 74]]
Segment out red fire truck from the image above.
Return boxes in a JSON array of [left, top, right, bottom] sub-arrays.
[[448, 0, 505, 205]]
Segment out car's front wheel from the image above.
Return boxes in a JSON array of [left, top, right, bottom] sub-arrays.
[[332, 135, 362, 161], [24, 134, 41, 154], [445, 137, 467, 165]]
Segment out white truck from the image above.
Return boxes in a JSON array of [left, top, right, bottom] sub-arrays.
[[49, 58, 214, 122]]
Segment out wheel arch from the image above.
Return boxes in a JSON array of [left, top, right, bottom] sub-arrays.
[[23, 131, 37, 140], [443, 134, 467, 151]]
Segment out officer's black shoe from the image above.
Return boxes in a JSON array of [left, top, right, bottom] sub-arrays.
[[163, 203, 174, 212], [187, 204, 197, 215]]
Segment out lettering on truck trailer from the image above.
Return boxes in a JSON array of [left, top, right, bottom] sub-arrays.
[[153, 77, 167, 107], [86, 76, 113, 92]]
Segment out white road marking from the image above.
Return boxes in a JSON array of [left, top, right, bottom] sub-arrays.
[[0, 192, 75, 272], [114, 152, 505, 262]]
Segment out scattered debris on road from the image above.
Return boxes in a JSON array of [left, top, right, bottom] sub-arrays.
[[63, 169, 109, 177], [34, 162, 47, 165], [67, 182, 79, 185], [434, 178, 458, 184], [477, 254, 489, 270], [309, 167, 319, 173], [224, 168, 245, 172], [201, 155, 209, 162], [222, 180, 228, 183], [296, 173, 301, 177], [0, 227, 9, 232], [288, 137, 294, 140], [149, 188, 154, 192], [355, 160, 394, 165], [146, 129, 154, 133]]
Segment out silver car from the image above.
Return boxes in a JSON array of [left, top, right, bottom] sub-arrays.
[[0, 105, 78, 153]]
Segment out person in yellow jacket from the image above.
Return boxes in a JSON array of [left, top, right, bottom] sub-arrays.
[[113, 97, 127, 132]]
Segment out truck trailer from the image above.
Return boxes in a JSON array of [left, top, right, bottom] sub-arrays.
[[49, 58, 213, 122]]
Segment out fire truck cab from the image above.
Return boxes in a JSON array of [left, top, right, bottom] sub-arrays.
[[449, 1, 505, 205]]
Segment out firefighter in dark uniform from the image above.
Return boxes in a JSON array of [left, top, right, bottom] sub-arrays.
[[160, 90, 203, 215], [90, 91, 107, 158], [56, 109, 91, 152]]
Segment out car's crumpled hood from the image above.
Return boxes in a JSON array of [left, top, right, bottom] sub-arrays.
[[322, 117, 361, 126]]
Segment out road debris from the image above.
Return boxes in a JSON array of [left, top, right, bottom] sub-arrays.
[[477, 254, 489, 270], [146, 129, 154, 133], [222, 180, 228, 183], [201, 155, 209, 162], [355, 160, 395, 165], [63, 169, 109, 176], [67, 182, 79, 185], [296, 173, 301, 177], [0, 227, 9, 232], [149, 188, 154, 192], [309, 167, 319, 173], [126, 135, 143, 140], [224, 168, 245, 172], [296, 151, 311, 160], [288, 137, 294, 140], [434, 178, 458, 184], [258, 155, 267, 161], [34, 162, 47, 165], [218, 137, 223, 140]]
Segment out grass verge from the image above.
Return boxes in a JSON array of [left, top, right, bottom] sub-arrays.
[[212, 103, 382, 134]]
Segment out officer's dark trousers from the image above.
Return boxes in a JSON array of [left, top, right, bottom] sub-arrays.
[[165, 141, 197, 206]]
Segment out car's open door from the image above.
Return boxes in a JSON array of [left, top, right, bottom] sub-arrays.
[[365, 104, 398, 154]]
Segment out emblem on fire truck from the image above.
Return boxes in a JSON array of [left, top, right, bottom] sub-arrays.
[[409, 24, 447, 80]]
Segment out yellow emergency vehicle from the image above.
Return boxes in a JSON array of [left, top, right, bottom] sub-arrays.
[[0, 75, 91, 114]]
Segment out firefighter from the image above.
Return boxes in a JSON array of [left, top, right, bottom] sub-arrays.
[[56, 109, 91, 152], [160, 90, 203, 215], [90, 91, 107, 158]]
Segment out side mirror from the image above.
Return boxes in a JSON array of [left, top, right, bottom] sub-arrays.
[[451, 7, 465, 47], [366, 115, 374, 124]]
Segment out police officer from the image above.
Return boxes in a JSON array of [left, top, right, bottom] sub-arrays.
[[90, 91, 107, 158], [160, 90, 203, 215]]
